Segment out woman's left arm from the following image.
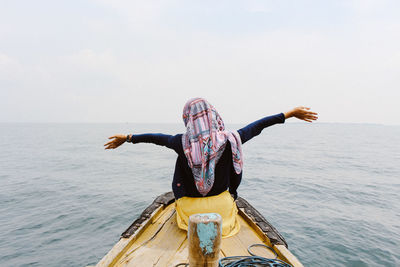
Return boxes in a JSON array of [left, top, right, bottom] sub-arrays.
[[104, 133, 178, 151]]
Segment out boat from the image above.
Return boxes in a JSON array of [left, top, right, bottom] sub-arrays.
[[94, 192, 303, 266]]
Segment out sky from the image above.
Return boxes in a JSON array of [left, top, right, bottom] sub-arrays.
[[0, 0, 399, 124]]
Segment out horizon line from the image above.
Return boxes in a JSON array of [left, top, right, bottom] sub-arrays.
[[0, 121, 398, 126]]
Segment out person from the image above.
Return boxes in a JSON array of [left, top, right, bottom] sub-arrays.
[[104, 98, 318, 237]]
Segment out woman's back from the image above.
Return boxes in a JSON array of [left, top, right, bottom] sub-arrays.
[[172, 140, 239, 199]]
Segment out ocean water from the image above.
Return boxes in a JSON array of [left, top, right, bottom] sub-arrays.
[[0, 122, 399, 267]]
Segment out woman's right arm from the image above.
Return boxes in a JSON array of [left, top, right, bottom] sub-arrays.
[[237, 113, 286, 144], [237, 107, 317, 144]]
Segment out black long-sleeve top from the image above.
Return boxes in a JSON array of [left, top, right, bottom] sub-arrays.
[[130, 113, 285, 199]]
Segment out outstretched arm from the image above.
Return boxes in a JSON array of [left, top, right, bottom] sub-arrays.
[[237, 113, 285, 144], [104, 133, 179, 151], [237, 107, 318, 144]]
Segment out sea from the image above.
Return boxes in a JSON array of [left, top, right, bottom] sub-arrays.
[[0, 122, 399, 267]]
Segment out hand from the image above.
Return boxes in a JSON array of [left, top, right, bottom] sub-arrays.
[[104, 134, 127, 149], [284, 107, 318, 122]]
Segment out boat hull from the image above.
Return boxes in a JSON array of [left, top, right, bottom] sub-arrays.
[[95, 192, 303, 267]]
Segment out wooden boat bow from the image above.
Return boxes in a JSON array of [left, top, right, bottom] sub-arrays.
[[95, 192, 303, 267]]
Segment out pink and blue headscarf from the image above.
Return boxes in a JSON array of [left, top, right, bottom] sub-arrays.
[[182, 98, 243, 196]]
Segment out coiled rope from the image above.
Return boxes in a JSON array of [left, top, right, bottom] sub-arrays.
[[219, 255, 292, 267], [218, 244, 293, 267], [174, 244, 293, 267]]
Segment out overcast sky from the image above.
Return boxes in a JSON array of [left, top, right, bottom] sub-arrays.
[[1, 0, 399, 124]]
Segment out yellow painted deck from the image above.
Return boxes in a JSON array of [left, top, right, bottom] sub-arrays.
[[96, 195, 303, 267]]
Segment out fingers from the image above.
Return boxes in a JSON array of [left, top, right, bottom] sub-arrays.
[[105, 134, 124, 148], [298, 107, 318, 117], [299, 112, 318, 122], [306, 114, 318, 120], [304, 116, 318, 120], [104, 140, 121, 146], [104, 138, 124, 149], [304, 113, 318, 120], [104, 140, 114, 146], [304, 115, 318, 122], [293, 106, 318, 122], [104, 142, 113, 149]]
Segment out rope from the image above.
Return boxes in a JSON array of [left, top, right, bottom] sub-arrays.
[[247, 243, 278, 259], [218, 244, 293, 267], [219, 255, 293, 267], [175, 243, 293, 267]]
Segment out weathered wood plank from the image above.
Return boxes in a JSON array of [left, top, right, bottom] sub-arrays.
[[117, 206, 188, 266], [166, 236, 189, 266], [274, 245, 304, 267], [234, 216, 276, 259], [96, 205, 165, 267], [236, 197, 287, 247], [121, 192, 175, 238], [115, 205, 177, 266]]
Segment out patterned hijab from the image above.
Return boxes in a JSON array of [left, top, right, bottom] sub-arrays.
[[182, 98, 243, 196]]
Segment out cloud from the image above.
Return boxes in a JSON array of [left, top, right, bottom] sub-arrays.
[[62, 49, 117, 73], [1, 1, 399, 124], [92, 0, 177, 31], [0, 53, 23, 81]]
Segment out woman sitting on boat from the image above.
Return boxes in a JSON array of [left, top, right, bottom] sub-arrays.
[[104, 98, 317, 238]]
